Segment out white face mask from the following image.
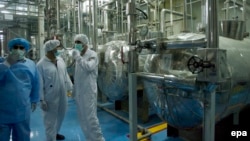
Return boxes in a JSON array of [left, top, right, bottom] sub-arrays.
[[11, 49, 25, 60]]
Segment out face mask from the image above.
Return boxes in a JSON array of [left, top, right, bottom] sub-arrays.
[[75, 44, 84, 52], [54, 49, 64, 57], [11, 49, 25, 60]]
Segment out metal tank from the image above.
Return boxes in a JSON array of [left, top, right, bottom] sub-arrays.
[[97, 40, 149, 101], [97, 40, 129, 101], [143, 34, 250, 129]]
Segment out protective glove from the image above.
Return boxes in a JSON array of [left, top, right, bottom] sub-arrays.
[[6, 52, 19, 65], [67, 90, 72, 97], [40, 100, 48, 111], [31, 103, 37, 112], [72, 49, 80, 60]]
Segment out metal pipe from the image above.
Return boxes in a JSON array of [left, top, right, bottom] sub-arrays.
[[67, 0, 71, 32], [126, 1, 137, 45], [203, 87, 216, 141], [97, 104, 145, 131], [97, 104, 153, 140], [189, 0, 194, 32], [183, 0, 188, 32], [103, 5, 110, 31], [224, 0, 230, 19], [160, 8, 194, 37], [89, 0, 92, 38], [242, 0, 246, 32], [99, 0, 115, 7], [121, 1, 124, 34], [129, 73, 137, 141], [170, 0, 173, 35], [206, 0, 219, 48], [138, 18, 184, 28], [201, 0, 206, 29], [92, 0, 97, 51], [187, 0, 201, 4], [154, 0, 160, 31], [56, 0, 60, 33], [233, 0, 237, 18], [136, 72, 165, 81], [77, 0, 83, 33], [203, 0, 219, 141], [116, 0, 122, 33], [160, 9, 167, 36], [38, 0, 45, 58], [72, 0, 76, 34]]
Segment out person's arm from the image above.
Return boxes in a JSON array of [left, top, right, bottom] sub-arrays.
[[0, 53, 21, 80], [36, 64, 49, 111], [30, 65, 40, 103], [66, 72, 73, 91], [0, 62, 9, 80], [75, 52, 98, 72], [61, 58, 73, 91], [36, 65, 45, 101]]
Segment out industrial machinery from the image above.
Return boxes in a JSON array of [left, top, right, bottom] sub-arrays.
[[143, 34, 250, 129], [1, 0, 250, 140], [98, 41, 130, 101]]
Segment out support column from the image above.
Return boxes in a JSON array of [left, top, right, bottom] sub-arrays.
[[38, 0, 45, 58]]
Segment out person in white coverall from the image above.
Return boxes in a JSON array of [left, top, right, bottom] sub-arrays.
[[72, 34, 105, 141], [37, 40, 73, 141]]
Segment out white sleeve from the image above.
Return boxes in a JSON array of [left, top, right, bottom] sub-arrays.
[[37, 65, 45, 101], [75, 52, 98, 72]]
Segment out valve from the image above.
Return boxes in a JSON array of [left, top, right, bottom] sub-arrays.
[[187, 56, 215, 74]]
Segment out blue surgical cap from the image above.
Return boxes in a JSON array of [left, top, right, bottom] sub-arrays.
[[8, 38, 30, 51]]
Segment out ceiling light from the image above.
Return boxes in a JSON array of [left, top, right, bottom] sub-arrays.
[[17, 6, 27, 11], [16, 12, 27, 15], [1, 10, 11, 14]]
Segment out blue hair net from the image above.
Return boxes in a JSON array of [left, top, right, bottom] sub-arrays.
[[8, 38, 30, 51]]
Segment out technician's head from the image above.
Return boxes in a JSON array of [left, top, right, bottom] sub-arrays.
[[8, 38, 30, 60], [74, 34, 89, 53], [44, 40, 62, 57]]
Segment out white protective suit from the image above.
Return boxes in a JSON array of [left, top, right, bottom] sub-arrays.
[[37, 41, 73, 141], [73, 48, 105, 141]]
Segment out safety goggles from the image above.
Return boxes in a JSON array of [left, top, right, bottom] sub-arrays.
[[75, 41, 82, 44], [13, 45, 25, 50]]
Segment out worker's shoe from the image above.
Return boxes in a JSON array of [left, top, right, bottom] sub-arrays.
[[56, 134, 65, 140]]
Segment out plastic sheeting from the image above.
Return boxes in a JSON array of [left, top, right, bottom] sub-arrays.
[[97, 41, 129, 101]]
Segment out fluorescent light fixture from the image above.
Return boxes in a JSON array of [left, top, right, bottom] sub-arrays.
[[1, 10, 11, 14], [0, 4, 5, 8], [17, 6, 27, 11], [16, 12, 27, 15], [0, 30, 3, 32]]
